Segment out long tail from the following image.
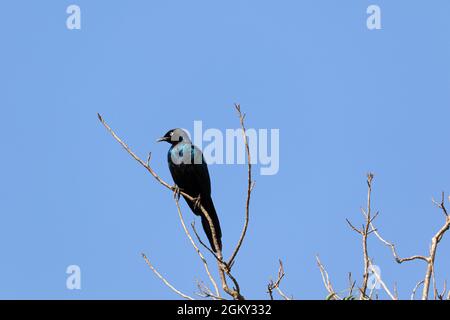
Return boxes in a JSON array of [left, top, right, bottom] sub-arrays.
[[186, 194, 222, 252]]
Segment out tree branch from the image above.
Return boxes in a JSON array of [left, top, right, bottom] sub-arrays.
[[174, 197, 220, 298], [227, 104, 253, 269], [421, 198, 450, 300], [370, 262, 397, 300], [267, 259, 291, 300], [316, 255, 341, 300], [346, 173, 375, 299], [368, 191, 450, 300], [98, 108, 247, 300], [141, 253, 194, 300]]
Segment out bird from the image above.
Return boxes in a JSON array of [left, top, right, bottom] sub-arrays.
[[157, 128, 222, 252]]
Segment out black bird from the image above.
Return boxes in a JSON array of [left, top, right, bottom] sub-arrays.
[[158, 129, 222, 252]]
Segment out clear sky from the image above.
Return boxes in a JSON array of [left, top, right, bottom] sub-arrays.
[[1, 1, 450, 299]]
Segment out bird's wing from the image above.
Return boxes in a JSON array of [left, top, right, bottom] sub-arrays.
[[168, 143, 212, 197], [191, 145, 212, 196]]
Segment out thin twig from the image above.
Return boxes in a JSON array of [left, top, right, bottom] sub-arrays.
[[438, 280, 447, 300], [359, 173, 374, 298], [196, 280, 226, 300], [267, 260, 291, 300], [141, 253, 194, 300], [346, 173, 375, 299], [393, 282, 399, 300], [432, 192, 448, 217], [370, 263, 396, 300], [316, 255, 341, 300], [411, 280, 424, 300], [227, 104, 253, 269], [346, 219, 362, 235], [174, 198, 220, 297], [191, 222, 223, 264], [369, 225, 429, 264], [368, 190, 450, 300], [348, 272, 356, 297], [190, 220, 242, 298], [442, 281, 447, 300]]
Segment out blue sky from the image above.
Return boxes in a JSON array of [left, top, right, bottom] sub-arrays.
[[1, 1, 450, 299]]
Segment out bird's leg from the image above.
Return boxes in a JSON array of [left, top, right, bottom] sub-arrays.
[[173, 184, 181, 200], [193, 194, 202, 210]]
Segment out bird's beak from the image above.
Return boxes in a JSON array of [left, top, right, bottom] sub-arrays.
[[157, 136, 169, 143]]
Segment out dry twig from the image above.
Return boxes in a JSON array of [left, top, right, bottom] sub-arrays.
[[346, 173, 379, 299], [174, 197, 220, 297], [369, 263, 396, 300], [267, 260, 291, 300], [369, 192, 450, 300], [316, 255, 341, 300], [227, 104, 254, 269], [411, 280, 424, 300], [141, 253, 194, 300]]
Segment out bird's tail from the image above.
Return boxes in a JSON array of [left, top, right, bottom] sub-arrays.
[[199, 195, 222, 253]]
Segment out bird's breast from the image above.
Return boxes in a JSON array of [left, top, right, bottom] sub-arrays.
[[168, 143, 203, 166]]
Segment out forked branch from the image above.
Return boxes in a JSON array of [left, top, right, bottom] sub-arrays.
[[267, 260, 291, 300], [368, 191, 450, 300], [98, 105, 251, 300]]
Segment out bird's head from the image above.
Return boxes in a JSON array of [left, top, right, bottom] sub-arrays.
[[157, 128, 191, 145]]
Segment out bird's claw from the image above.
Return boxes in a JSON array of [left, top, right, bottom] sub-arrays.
[[173, 185, 181, 200], [193, 195, 202, 210]]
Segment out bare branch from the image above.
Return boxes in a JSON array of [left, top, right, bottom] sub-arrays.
[[347, 272, 356, 297], [368, 190, 450, 300], [191, 222, 223, 264], [369, 225, 429, 264], [190, 222, 242, 298], [346, 218, 363, 235], [421, 204, 450, 300], [346, 173, 376, 299], [431, 192, 448, 217], [439, 280, 447, 300], [411, 280, 424, 300], [174, 198, 220, 297], [359, 173, 374, 299], [432, 264, 438, 300], [393, 282, 399, 300], [316, 255, 341, 300], [196, 280, 226, 300], [98, 113, 174, 190], [141, 253, 194, 300], [370, 263, 397, 300], [267, 260, 291, 300], [227, 104, 253, 269]]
